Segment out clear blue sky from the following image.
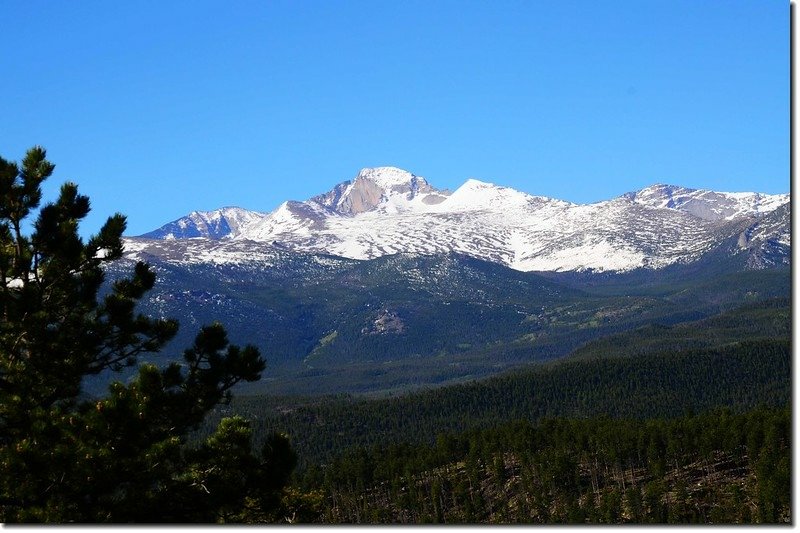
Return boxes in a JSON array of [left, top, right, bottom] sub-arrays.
[[1, 0, 789, 237]]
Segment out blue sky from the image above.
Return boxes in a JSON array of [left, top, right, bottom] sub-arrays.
[[2, 0, 788, 237]]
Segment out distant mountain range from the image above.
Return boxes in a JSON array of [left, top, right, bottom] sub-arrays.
[[138, 167, 789, 273], [90, 167, 791, 396]]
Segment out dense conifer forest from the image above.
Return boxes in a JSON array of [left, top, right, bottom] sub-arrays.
[[311, 406, 790, 523], [221, 329, 790, 470]]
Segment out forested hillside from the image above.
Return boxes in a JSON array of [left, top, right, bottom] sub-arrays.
[[313, 406, 790, 524], [198, 298, 791, 524], [225, 337, 788, 472]]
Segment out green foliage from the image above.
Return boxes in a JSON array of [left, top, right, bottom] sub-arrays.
[[309, 406, 790, 524], [228, 334, 789, 473], [205, 297, 789, 524], [0, 147, 293, 523], [568, 297, 790, 360]]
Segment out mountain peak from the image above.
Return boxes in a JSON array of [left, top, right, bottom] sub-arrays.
[[309, 167, 441, 216], [139, 206, 269, 240], [445, 178, 545, 212], [355, 167, 421, 189], [625, 183, 789, 221], [460, 178, 497, 189], [642, 182, 682, 190], [626, 183, 694, 206]]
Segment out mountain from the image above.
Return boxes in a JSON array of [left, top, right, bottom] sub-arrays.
[[107, 167, 790, 396], [141, 206, 267, 240], [624, 183, 788, 221], [138, 167, 789, 274], [101, 235, 789, 396]]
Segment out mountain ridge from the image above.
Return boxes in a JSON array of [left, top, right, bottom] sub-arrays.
[[138, 167, 789, 273]]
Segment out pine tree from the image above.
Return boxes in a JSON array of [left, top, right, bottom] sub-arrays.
[[0, 147, 293, 522]]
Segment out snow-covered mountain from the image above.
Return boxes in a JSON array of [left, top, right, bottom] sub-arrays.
[[142, 206, 266, 240], [625, 183, 788, 221], [137, 167, 789, 273]]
